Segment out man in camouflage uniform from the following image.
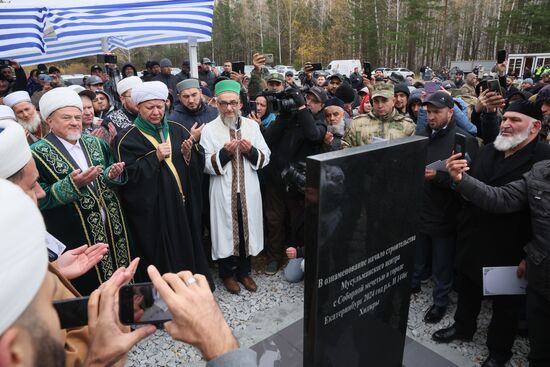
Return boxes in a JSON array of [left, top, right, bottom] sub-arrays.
[[342, 83, 415, 147]]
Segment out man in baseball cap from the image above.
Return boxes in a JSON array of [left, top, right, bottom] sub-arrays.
[[266, 73, 285, 92]]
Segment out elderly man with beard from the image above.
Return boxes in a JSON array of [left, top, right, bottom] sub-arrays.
[[4, 90, 49, 143], [433, 100, 550, 367], [323, 105, 346, 150], [201, 80, 270, 294]]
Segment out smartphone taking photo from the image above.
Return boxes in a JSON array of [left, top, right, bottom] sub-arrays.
[[231, 61, 245, 75], [363, 61, 372, 79], [119, 282, 172, 325], [454, 132, 467, 158], [311, 63, 322, 71], [53, 297, 89, 329]]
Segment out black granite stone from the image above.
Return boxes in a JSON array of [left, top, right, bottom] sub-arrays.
[[303, 137, 427, 367]]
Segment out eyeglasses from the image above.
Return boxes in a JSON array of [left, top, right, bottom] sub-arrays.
[[217, 100, 240, 108]]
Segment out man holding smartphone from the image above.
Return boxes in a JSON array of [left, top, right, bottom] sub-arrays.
[[412, 91, 478, 324]]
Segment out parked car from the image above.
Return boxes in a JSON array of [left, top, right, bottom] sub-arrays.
[[390, 68, 414, 78], [62, 74, 87, 86]]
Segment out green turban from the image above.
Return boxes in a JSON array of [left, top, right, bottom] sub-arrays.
[[215, 80, 241, 96]]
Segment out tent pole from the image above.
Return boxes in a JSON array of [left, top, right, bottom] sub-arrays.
[[188, 37, 198, 78], [101, 37, 108, 53]]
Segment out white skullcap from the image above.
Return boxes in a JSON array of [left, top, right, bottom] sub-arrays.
[[0, 119, 32, 179], [0, 105, 15, 120], [39, 87, 83, 120], [0, 179, 48, 334], [3, 91, 31, 108], [68, 85, 86, 93], [117, 76, 142, 96], [131, 81, 168, 105]]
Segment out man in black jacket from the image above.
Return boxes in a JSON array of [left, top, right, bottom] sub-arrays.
[[168, 79, 218, 132], [447, 103, 550, 367], [436, 101, 550, 367], [262, 86, 327, 275], [412, 92, 478, 324], [0, 61, 27, 99]]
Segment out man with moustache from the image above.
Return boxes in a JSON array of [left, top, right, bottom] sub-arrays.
[[433, 100, 550, 367], [3, 90, 49, 143], [200, 80, 270, 294]]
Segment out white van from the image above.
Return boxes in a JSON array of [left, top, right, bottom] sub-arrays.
[[327, 59, 362, 77]]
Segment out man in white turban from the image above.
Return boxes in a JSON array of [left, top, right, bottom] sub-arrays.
[[103, 75, 142, 132], [30, 87, 133, 295], [114, 81, 213, 287], [3, 90, 49, 143]]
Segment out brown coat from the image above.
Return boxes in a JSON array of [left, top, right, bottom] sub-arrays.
[[49, 263, 90, 367]]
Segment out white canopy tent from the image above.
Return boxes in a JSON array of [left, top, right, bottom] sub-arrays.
[[0, 0, 214, 77]]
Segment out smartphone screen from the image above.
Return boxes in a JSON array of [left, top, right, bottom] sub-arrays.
[[53, 296, 89, 329], [104, 54, 117, 64], [363, 61, 371, 78], [497, 49, 506, 64], [425, 81, 442, 94], [232, 61, 245, 74], [311, 63, 322, 71], [119, 282, 172, 325], [454, 133, 467, 157], [487, 79, 501, 95], [249, 101, 257, 113]]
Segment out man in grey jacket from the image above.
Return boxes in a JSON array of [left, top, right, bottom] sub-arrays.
[[446, 101, 550, 367]]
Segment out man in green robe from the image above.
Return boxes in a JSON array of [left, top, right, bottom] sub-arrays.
[[31, 87, 131, 295]]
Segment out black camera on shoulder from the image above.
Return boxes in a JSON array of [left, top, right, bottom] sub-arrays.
[[281, 161, 306, 194], [264, 88, 301, 114]]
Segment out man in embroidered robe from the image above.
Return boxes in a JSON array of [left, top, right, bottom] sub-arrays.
[[114, 81, 213, 287], [31, 87, 131, 295], [201, 80, 271, 294]]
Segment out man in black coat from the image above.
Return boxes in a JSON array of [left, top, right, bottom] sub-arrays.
[[433, 100, 550, 367], [168, 79, 218, 131], [412, 92, 478, 324]]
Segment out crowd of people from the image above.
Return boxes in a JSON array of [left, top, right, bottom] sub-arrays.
[[1, 52, 550, 366]]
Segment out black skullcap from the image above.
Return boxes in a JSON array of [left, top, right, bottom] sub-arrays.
[[536, 85, 550, 104], [325, 97, 345, 108], [334, 83, 355, 103], [394, 83, 410, 97], [505, 100, 543, 121]]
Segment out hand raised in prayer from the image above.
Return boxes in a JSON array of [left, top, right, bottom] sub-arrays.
[[71, 166, 102, 188], [86, 258, 156, 367], [108, 162, 125, 180], [223, 140, 240, 156], [190, 122, 204, 142], [324, 132, 334, 145], [286, 247, 297, 259], [239, 139, 253, 154], [156, 142, 171, 161], [446, 152, 469, 183], [181, 139, 193, 164], [57, 243, 109, 280]]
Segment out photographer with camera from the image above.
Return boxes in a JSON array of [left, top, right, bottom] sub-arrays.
[[262, 86, 327, 275]]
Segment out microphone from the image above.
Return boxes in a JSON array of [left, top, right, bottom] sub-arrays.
[[156, 122, 166, 144]]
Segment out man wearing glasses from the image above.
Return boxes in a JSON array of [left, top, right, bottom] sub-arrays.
[[200, 80, 271, 294]]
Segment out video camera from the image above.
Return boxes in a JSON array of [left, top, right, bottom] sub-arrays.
[[264, 88, 301, 114], [281, 162, 306, 194]]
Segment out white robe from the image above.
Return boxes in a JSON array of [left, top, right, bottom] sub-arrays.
[[201, 116, 270, 260]]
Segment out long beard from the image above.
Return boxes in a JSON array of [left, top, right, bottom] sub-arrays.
[[17, 113, 42, 133], [493, 124, 532, 152], [221, 111, 241, 129]]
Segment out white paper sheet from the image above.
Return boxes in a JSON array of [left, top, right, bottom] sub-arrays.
[[482, 266, 527, 296]]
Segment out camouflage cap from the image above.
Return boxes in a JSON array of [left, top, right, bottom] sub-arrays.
[[371, 83, 394, 99], [267, 73, 284, 83]]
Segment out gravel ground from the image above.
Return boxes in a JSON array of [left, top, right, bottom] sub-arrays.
[[126, 258, 304, 366], [126, 260, 529, 367], [407, 280, 530, 367]]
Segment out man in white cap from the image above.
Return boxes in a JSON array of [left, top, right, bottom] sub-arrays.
[[115, 81, 212, 286], [3, 90, 49, 143], [103, 75, 142, 132], [201, 80, 270, 294], [31, 87, 132, 295]]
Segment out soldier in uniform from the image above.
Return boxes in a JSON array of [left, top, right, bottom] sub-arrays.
[[342, 83, 415, 147]]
